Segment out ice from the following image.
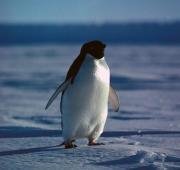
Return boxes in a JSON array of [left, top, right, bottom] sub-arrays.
[[0, 45, 180, 169]]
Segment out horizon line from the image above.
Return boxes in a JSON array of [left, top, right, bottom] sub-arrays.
[[0, 20, 180, 26]]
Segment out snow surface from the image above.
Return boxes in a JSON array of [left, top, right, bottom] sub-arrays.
[[0, 45, 180, 170]]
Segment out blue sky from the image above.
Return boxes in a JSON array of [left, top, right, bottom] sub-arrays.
[[0, 0, 180, 23]]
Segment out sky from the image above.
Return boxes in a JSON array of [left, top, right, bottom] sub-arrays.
[[0, 0, 180, 24]]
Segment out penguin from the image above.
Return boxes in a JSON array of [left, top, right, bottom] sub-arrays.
[[45, 40, 119, 149]]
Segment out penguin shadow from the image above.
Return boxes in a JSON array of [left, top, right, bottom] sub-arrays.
[[0, 145, 63, 157], [0, 126, 63, 156]]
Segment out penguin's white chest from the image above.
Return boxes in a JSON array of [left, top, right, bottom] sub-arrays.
[[61, 55, 110, 140]]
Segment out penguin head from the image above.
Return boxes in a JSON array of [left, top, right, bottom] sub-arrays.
[[80, 40, 106, 59]]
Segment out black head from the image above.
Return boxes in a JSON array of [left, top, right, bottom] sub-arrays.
[[80, 40, 106, 59]]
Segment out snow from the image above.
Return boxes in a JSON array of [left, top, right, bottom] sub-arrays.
[[0, 45, 180, 169]]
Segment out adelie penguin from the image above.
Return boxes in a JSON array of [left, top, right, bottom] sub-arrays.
[[45, 40, 119, 149]]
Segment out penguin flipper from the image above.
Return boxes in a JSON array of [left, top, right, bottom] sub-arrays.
[[45, 78, 72, 110], [108, 85, 120, 112]]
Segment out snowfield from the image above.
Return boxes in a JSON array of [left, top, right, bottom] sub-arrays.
[[0, 45, 180, 170]]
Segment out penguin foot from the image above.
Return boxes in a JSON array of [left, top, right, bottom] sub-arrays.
[[64, 140, 77, 149], [65, 143, 77, 149], [88, 140, 105, 146]]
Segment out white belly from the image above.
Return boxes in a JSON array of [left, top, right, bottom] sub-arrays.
[[61, 55, 110, 140]]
